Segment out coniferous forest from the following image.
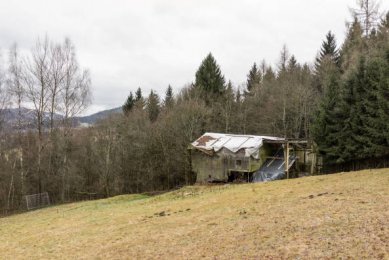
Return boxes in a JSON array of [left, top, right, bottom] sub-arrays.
[[0, 2, 388, 214]]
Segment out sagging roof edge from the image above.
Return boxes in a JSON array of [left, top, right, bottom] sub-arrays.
[[189, 132, 285, 158]]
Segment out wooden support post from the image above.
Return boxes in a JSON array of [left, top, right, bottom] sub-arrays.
[[285, 141, 289, 179]]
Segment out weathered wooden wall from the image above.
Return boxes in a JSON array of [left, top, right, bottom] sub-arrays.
[[192, 146, 271, 183]]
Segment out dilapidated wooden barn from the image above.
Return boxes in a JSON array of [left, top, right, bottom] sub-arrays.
[[189, 133, 317, 183]]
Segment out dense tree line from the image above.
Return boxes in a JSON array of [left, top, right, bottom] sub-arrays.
[[312, 10, 389, 169], [0, 1, 388, 214]]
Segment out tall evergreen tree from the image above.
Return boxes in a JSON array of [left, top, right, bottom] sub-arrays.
[[263, 66, 276, 83], [135, 87, 143, 101], [313, 31, 341, 95], [311, 72, 344, 163], [246, 62, 262, 94], [375, 11, 389, 52], [287, 55, 299, 72], [277, 44, 290, 73], [333, 54, 389, 163], [164, 85, 174, 109], [236, 88, 241, 103], [122, 91, 134, 114], [315, 31, 340, 71], [341, 56, 368, 161], [357, 53, 389, 157], [340, 17, 365, 76], [380, 11, 389, 29], [379, 49, 389, 153], [146, 90, 160, 122], [134, 87, 145, 109], [195, 53, 225, 103]]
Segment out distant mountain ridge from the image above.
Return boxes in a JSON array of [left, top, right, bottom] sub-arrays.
[[0, 106, 123, 131], [74, 107, 123, 125]]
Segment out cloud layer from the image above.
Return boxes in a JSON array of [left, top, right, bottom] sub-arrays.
[[1, 0, 388, 114]]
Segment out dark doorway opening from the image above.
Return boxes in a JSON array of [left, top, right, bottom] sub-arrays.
[[228, 171, 253, 183]]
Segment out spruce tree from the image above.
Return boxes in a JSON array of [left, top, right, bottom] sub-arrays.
[[342, 56, 368, 161], [134, 87, 145, 109], [246, 62, 262, 94], [379, 49, 389, 154], [311, 70, 344, 163], [359, 53, 389, 157], [195, 53, 225, 104], [236, 88, 241, 103], [146, 90, 160, 122], [381, 11, 389, 29], [375, 12, 389, 52], [122, 91, 134, 114], [288, 55, 298, 69], [314, 31, 341, 95], [164, 85, 174, 109], [263, 66, 276, 82], [278, 44, 290, 73], [333, 69, 357, 163], [135, 87, 142, 101], [315, 31, 340, 71], [339, 17, 365, 75], [337, 53, 389, 162]]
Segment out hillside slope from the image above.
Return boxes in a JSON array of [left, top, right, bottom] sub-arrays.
[[1, 169, 388, 259], [74, 107, 122, 125]]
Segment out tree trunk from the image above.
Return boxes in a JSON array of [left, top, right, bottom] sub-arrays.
[[7, 160, 16, 212], [20, 152, 25, 198], [61, 152, 67, 202]]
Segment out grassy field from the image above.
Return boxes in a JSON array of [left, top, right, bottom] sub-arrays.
[[1, 169, 388, 259]]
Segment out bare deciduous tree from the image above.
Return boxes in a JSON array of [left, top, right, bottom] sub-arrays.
[[57, 38, 91, 202], [60, 38, 91, 127], [48, 42, 66, 131], [7, 44, 25, 132], [25, 36, 51, 137], [7, 43, 26, 197], [351, 0, 382, 36], [24, 36, 52, 193], [0, 54, 9, 130]]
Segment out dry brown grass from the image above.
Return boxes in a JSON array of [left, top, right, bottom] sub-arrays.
[[1, 169, 388, 259]]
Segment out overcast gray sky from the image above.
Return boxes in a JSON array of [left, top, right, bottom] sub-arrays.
[[0, 0, 388, 115]]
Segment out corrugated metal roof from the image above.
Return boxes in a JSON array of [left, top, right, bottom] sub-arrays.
[[191, 133, 284, 158]]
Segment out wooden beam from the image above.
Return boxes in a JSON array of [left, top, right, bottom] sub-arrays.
[[285, 142, 290, 179], [266, 156, 284, 160], [287, 140, 308, 144], [264, 139, 308, 144]]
